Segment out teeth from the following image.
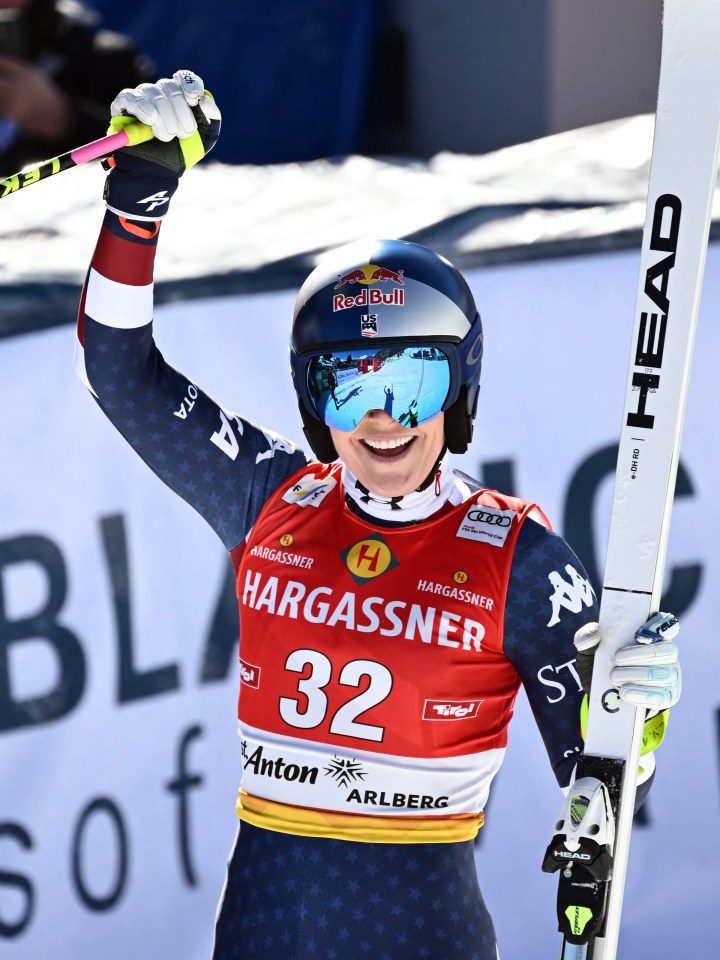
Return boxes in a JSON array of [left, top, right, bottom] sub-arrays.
[[363, 436, 413, 450]]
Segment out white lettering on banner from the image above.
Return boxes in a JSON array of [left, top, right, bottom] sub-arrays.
[[455, 506, 515, 547], [546, 564, 596, 627], [248, 545, 314, 568], [336, 367, 358, 384], [281, 473, 337, 508], [241, 570, 485, 652], [416, 579, 494, 609]]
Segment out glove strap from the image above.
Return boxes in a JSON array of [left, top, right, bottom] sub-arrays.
[[108, 113, 206, 171], [179, 129, 206, 169], [103, 153, 180, 220]]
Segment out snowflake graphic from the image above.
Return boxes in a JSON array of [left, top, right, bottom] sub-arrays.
[[324, 756, 368, 789]]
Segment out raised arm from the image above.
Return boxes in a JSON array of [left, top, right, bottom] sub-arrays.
[[75, 71, 307, 550]]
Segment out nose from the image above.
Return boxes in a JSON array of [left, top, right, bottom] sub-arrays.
[[357, 409, 410, 433], [361, 409, 397, 425]]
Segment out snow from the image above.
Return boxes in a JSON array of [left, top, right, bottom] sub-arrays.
[[4, 111, 720, 335], [0, 115, 668, 293]]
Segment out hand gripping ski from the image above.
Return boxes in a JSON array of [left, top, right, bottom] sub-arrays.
[[542, 1, 720, 958]]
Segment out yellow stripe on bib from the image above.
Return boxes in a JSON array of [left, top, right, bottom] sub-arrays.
[[236, 790, 484, 844]]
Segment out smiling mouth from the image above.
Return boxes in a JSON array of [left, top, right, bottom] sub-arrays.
[[361, 436, 415, 458]]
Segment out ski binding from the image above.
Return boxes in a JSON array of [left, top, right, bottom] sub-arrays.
[[542, 777, 616, 945]]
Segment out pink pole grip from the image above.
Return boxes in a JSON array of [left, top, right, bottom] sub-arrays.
[[70, 130, 132, 166]]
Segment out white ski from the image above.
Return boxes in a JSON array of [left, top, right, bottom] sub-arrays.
[[543, 0, 720, 957]]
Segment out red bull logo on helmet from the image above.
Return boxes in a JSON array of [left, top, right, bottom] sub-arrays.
[[335, 263, 405, 288], [333, 263, 406, 312]]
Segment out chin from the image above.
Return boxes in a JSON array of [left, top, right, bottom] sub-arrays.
[[359, 465, 418, 498], [371, 482, 414, 498]]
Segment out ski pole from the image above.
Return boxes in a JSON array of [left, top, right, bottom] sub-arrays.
[[0, 118, 154, 202]]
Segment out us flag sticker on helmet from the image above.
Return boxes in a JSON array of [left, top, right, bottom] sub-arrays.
[[340, 533, 399, 584], [361, 314, 378, 337]]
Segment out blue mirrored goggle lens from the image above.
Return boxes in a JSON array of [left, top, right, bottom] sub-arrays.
[[307, 345, 452, 431]]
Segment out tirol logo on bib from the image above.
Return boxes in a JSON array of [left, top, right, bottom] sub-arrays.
[[456, 505, 515, 547]]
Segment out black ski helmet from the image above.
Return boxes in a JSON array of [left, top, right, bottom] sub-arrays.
[[290, 239, 483, 462]]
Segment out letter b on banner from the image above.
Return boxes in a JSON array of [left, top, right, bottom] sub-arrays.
[[0, 534, 85, 731]]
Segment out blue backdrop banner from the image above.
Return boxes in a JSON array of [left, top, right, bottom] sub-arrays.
[[86, 0, 378, 164]]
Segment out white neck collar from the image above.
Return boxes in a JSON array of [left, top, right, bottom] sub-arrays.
[[342, 457, 464, 522]]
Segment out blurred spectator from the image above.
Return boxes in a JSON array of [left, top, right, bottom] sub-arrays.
[[0, 0, 154, 175]]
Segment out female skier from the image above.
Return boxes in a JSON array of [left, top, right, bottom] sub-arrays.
[[75, 71, 681, 960]]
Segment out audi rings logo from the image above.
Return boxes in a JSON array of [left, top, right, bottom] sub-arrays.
[[456, 504, 515, 547], [466, 509, 511, 527], [601, 688, 621, 713]]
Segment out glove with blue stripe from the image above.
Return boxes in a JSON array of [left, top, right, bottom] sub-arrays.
[[103, 69, 221, 220], [575, 612, 681, 710], [575, 612, 681, 770]]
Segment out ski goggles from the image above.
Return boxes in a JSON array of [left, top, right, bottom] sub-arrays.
[[304, 343, 454, 432]]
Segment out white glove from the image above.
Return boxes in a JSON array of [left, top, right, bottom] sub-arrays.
[[104, 68, 221, 220], [574, 612, 681, 710], [111, 70, 209, 142]]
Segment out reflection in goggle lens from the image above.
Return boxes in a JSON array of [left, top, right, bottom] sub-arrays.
[[307, 345, 451, 431]]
